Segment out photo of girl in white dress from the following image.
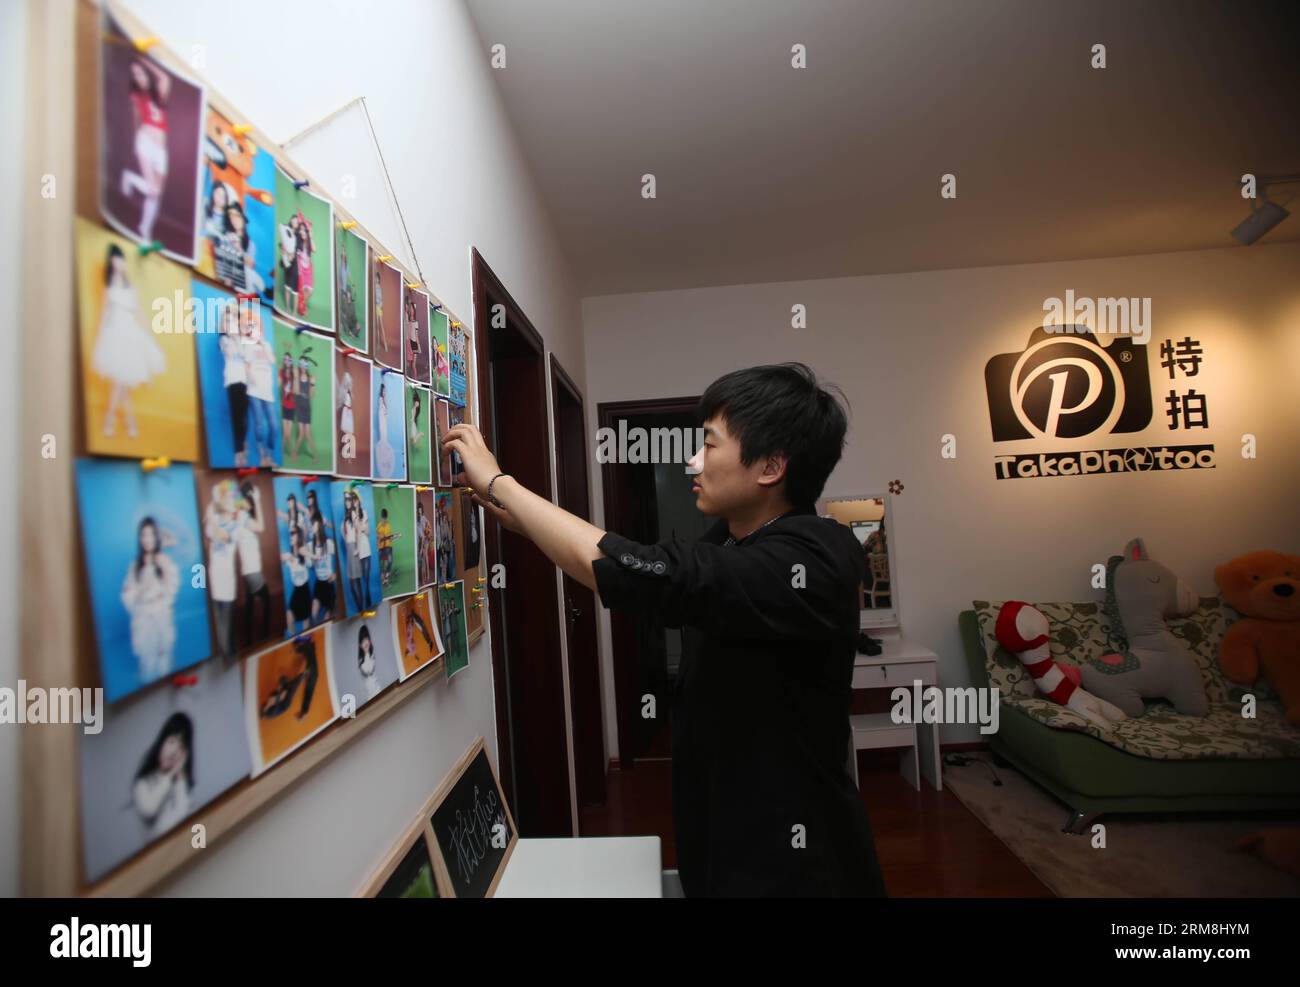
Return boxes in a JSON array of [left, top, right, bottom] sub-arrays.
[[92, 244, 166, 441], [371, 367, 406, 480], [120, 516, 181, 683]]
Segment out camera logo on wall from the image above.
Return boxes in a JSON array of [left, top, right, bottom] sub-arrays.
[[984, 326, 1216, 481]]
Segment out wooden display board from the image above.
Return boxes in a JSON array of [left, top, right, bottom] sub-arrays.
[[19, 0, 488, 896]]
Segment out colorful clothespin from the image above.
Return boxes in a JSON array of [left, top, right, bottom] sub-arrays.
[[294, 325, 309, 334], [338, 220, 357, 230], [405, 281, 420, 290], [416, 485, 431, 492], [235, 292, 258, 301], [236, 467, 260, 477], [138, 240, 163, 256], [441, 582, 455, 590], [340, 346, 358, 357], [450, 321, 462, 328], [141, 456, 171, 472], [132, 35, 160, 52], [376, 254, 393, 263], [294, 633, 312, 643], [171, 673, 198, 687], [232, 123, 253, 137], [381, 367, 395, 376], [302, 475, 319, 485], [470, 587, 481, 594], [386, 483, 398, 489], [293, 179, 310, 190], [361, 610, 377, 618], [431, 304, 443, 312]]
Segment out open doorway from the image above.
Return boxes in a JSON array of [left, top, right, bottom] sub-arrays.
[[597, 398, 708, 768], [472, 249, 573, 836]]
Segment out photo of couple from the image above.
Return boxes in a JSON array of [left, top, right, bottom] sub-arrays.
[[274, 324, 336, 474], [194, 283, 281, 469], [273, 164, 335, 331], [329, 480, 384, 618], [195, 106, 275, 299], [272, 478, 339, 635]]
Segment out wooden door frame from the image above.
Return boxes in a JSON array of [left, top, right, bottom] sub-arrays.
[[596, 395, 700, 770], [549, 353, 606, 812], [471, 248, 562, 820]]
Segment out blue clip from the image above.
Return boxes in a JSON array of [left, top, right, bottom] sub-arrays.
[[293, 179, 309, 190], [431, 303, 443, 312], [295, 325, 309, 335]]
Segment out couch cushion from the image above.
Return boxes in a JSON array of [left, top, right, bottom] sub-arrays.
[[1000, 694, 1300, 760], [972, 598, 1296, 759]]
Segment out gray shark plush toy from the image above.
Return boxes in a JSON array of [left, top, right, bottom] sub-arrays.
[[1080, 537, 1209, 718]]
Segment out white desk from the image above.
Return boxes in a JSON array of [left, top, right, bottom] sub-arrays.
[[849, 635, 942, 791], [494, 836, 663, 898]]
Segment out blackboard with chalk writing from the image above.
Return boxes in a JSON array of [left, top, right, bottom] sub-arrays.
[[427, 738, 517, 897]]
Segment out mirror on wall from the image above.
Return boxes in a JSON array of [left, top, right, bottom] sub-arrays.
[[816, 493, 899, 628]]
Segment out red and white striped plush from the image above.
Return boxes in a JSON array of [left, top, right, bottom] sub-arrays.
[[994, 601, 1128, 731]]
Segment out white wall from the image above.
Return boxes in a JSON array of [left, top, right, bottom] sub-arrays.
[[74, 0, 587, 894], [583, 242, 1300, 750], [0, 0, 29, 899]]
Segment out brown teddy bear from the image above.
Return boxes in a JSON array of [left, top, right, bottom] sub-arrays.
[[1214, 551, 1300, 725]]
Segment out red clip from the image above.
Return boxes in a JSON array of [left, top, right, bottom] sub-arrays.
[[236, 467, 259, 476], [236, 292, 258, 301], [340, 346, 358, 357], [302, 475, 319, 484], [171, 674, 199, 687]]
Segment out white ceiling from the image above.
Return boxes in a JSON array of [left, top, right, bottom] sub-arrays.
[[466, 0, 1300, 296]]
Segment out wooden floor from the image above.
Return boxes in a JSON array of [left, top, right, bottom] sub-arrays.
[[579, 748, 1053, 896]]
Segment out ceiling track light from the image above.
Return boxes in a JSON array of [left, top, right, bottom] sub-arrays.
[[1232, 172, 1300, 245]]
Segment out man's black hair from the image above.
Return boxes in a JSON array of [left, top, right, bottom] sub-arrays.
[[697, 362, 850, 509]]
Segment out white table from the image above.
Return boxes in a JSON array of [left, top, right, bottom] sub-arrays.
[[494, 836, 663, 898], [849, 635, 942, 791]]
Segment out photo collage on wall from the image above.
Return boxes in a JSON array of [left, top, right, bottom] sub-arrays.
[[73, 5, 485, 886]]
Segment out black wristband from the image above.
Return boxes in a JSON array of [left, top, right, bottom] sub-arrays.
[[486, 473, 509, 509]]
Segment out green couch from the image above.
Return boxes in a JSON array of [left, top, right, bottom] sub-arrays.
[[959, 599, 1300, 833]]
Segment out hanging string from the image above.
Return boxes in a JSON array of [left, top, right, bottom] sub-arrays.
[[281, 96, 426, 287]]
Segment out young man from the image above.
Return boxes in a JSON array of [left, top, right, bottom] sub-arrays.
[[441, 362, 886, 897]]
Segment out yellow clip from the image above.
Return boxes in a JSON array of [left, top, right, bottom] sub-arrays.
[[339, 220, 357, 230], [465, 487, 474, 494], [141, 456, 171, 472], [451, 321, 462, 328], [441, 582, 455, 590], [405, 281, 420, 290], [376, 254, 393, 263], [416, 485, 431, 492], [476, 577, 486, 583], [133, 35, 160, 52], [232, 123, 253, 137], [471, 587, 481, 594], [361, 610, 377, 618]]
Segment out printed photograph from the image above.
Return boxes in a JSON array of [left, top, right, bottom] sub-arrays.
[[430, 306, 451, 398], [406, 385, 433, 485], [195, 468, 285, 658], [193, 283, 280, 469], [99, 11, 205, 263], [327, 602, 398, 711], [75, 458, 211, 702], [244, 627, 338, 777], [374, 485, 416, 599], [416, 488, 437, 589], [391, 591, 442, 682], [335, 350, 373, 479], [403, 285, 431, 385], [274, 322, 335, 473], [272, 476, 338, 634], [330, 480, 383, 618], [371, 256, 404, 371], [434, 492, 457, 585], [195, 105, 275, 299], [272, 164, 334, 331], [75, 218, 199, 461], [438, 581, 469, 679], [447, 403, 466, 482], [371, 366, 407, 480], [448, 320, 469, 407], [79, 655, 250, 883], [335, 226, 369, 353], [434, 398, 454, 487]]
